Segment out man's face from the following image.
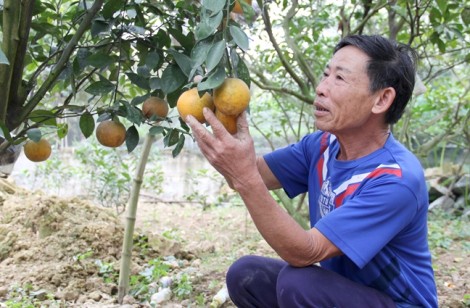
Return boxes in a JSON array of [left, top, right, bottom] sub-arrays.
[[314, 45, 379, 135]]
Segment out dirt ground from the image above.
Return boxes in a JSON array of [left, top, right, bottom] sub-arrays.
[[0, 179, 468, 307]]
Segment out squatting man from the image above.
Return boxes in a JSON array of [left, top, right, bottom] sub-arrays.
[[185, 34, 438, 308]]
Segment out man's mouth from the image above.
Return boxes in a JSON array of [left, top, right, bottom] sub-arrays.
[[314, 102, 329, 112]]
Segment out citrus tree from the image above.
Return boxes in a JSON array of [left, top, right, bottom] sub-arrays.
[[0, 0, 254, 171]]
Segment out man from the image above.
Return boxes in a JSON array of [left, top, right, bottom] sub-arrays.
[[185, 35, 438, 307]]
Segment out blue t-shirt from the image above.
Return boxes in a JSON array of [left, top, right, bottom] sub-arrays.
[[264, 131, 438, 308]]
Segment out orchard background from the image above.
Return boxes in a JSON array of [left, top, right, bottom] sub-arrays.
[[0, 0, 468, 307]]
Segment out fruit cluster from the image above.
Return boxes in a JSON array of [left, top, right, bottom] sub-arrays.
[[177, 77, 250, 134]]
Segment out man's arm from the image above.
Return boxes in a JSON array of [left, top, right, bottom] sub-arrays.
[[256, 156, 282, 190], [186, 109, 342, 266]]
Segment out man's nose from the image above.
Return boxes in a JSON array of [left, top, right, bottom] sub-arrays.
[[315, 78, 328, 97]]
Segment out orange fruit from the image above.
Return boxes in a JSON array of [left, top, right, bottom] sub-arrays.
[[142, 96, 169, 120], [215, 109, 238, 134], [95, 120, 126, 148], [232, 0, 252, 14], [177, 88, 215, 123], [213, 78, 250, 116], [23, 139, 52, 162]]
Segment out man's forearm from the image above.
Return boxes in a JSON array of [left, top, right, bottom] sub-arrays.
[[233, 173, 339, 267]]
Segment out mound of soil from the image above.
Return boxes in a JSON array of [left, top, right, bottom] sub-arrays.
[[0, 179, 194, 307]]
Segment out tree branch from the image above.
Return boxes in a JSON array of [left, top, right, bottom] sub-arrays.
[[260, 2, 306, 91], [0, 0, 21, 123], [8, 0, 35, 115], [281, 0, 317, 88], [13, 0, 105, 130], [250, 73, 313, 104]]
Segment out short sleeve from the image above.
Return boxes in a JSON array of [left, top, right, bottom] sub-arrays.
[[263, 132, 324, 198], [315, 179, 418, 268]]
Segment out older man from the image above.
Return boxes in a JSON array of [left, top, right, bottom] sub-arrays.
[[186, 35, 438, 308]]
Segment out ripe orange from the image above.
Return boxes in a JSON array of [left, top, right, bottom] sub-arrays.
[[142, 96, 169, 120], [215, 109, 238, 134], [177, 88, 215, 123], [232, 0, 252, 14], [95, 120, 126, 148], [213, 78, 250, 116], [23, 139, 52, 162]]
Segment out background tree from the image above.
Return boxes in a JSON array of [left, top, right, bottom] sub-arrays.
[[246, 0, 469, 222]]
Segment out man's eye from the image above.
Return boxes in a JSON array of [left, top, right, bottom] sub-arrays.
[[322, 72, 329, 77], [336, 75, 344, 81]]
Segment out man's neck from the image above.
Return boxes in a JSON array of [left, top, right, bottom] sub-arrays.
[[335, 127, 391, 161]]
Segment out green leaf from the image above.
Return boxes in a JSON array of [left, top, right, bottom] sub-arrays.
[[198, 65, 226, 91], [91, 19, 112, 37], [164, 129, 180, 147], [27, 128, 42, 142], [145, 51, 160, 70], [102, 0, 126, 19], [79, 112, 95, 138], [202, 0, 227, 14], [172, 135, 185, 157], [126, 126, 139, 153], [123, 101, 144, 124], [161, 65, 186, 94], [149, 77, 161, 91], [57, 123, 68, 139], [28, 110, 57, 126], [0, 121, 12, 141], [126, 72, 150, 90], [0, 49, 9, 65], [462, 7, 470, 25], [191, 38, 213, 68], [234, 55, 251, 88], [85, 79, 115, 95], [167, 49, 193, 77], [167, 29, 194, 51], [206, 39, 226, 72], [195, 11, 222, 41], [85, 53, 115, 69], [149, 126, 165, 136], [436, 0, 447, 15], [230, 25, 249, 51]]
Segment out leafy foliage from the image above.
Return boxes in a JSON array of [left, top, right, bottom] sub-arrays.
[[0, 0, 253, 157]]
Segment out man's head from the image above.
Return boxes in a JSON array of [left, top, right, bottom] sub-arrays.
[[333, 35, 417, 124]]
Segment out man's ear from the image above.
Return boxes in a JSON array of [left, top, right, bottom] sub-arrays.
[[372, 87, 396, 114]]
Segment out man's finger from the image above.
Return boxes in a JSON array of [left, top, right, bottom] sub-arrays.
[[203, 107, 230, 139], [236, 111, 250, 135], [186, 114, 215, 145]]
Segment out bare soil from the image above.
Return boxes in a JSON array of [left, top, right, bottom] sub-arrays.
[[0, 179, 468, 307]]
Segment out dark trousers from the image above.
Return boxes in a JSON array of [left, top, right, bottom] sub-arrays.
[[226, 255, 396, 308]]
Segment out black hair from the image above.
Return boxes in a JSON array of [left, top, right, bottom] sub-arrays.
[[334, 35, 417, 124]]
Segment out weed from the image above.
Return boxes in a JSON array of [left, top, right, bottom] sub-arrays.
[[173, 273, 193, 300]]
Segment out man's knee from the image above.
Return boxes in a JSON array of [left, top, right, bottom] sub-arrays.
[[276, 265, 324, 306]]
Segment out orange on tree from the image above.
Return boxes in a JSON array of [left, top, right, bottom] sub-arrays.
[[177, 88, 215, 123], [95, 120, 126, 148], [232, 0, 252, 14], [215, 109, 238, 134], [213, 77, 250, 116], [23, 138, 52, 162], [142, 96, 169, 120]]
